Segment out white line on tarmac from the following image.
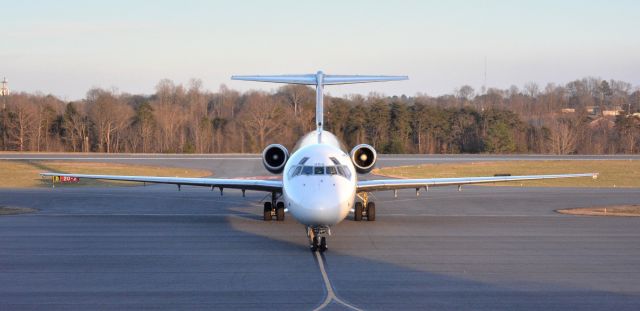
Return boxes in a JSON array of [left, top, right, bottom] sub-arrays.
[[312, 251, 362, 311]]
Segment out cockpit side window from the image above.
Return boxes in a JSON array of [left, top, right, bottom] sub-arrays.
[[291, 166, 302, 177], [340, 165, 351, 179], [326, 166, 337, 175]]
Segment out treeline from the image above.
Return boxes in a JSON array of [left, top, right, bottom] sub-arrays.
[[0, 77, 639, 154]]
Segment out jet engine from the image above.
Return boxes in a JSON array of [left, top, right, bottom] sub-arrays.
[[350, 144, 377, 174], [262, 144, 289, 174]]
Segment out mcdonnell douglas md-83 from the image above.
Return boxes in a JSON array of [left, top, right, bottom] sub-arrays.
[[42, 71, 598, 252]]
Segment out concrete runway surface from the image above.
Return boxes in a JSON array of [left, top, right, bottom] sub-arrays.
[[1, 154, 640, 310]]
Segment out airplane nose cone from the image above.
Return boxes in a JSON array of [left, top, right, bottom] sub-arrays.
[[300, 199, 342, 225], [286, 179, 352, 226]]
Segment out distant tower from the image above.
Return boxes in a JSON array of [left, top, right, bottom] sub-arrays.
[[1, 77, 7, 110], [0, 77, 8, 96]]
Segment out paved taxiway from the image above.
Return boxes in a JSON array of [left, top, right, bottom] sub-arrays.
[[1, 155, 640, 310]]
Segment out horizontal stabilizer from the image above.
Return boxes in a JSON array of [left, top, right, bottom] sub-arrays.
[[323, 75, 408, 85], [231, 73, 408, 85], [231, 74, 317, 85]]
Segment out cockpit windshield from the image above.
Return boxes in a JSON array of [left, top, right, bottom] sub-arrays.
[[301, 166, 313, 175], [288, 163, 352, 179]]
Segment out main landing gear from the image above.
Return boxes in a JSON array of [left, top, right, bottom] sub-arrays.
[[307, 226, 329, 252], [263, 192, 285, 221], [354, 192, 376, 221]]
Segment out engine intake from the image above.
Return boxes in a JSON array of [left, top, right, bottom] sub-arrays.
[[262, 144, 289, 174], [350, 144, 377, 174]]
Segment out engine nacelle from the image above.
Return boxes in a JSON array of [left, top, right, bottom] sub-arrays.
[[350, 144, 377, 174], [262, 144, 289, 174]]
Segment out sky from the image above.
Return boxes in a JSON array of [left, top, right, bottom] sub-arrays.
[[2, 0, 639, 100]]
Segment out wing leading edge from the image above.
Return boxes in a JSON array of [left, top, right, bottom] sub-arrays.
[[357, 173, 598, 192], [40, 173, 282, 192]]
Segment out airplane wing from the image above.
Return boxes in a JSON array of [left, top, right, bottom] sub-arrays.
[[40, 173, 282, 192], [357, 173, 598, 192]]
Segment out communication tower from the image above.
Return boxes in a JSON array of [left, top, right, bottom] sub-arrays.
[[1, 77, 7, 110], [0, 77, 8, 97]]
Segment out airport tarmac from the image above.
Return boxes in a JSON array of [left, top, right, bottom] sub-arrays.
[[1, 155, 640, 310]]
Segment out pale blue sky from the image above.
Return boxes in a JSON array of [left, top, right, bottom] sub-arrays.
[[2, 0, 639, 99]]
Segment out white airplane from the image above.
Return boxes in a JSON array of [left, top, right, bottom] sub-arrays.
[[42, 71, 597, 252]]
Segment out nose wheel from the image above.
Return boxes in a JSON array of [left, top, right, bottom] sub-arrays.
[[308, 226, 329, 252]]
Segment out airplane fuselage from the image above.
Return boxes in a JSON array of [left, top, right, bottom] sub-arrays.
[[282, 130, 357, 227]]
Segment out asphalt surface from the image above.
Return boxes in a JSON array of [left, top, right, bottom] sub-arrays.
[[1, 154, 640, 310]]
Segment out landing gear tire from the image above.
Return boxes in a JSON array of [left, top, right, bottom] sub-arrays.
[[354, 202, 363, 221], [367, 202, 376, 221], [263, 202, 272, 221], [319, 237, 327, 252], [276, 202, 285, 221], [308, 226, 330, 252]]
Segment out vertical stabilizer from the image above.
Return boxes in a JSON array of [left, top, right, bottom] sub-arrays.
[[315, 71, 324, 132]]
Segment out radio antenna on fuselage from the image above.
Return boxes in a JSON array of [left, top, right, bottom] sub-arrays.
[[231, 71, 408, 135]]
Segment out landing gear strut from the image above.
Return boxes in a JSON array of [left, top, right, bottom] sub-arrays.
[[263, 192, 285, 221], [354, 192, 376, 221], [307, 226, 329, 252]]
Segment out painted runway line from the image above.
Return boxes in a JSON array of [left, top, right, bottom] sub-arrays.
[[312, 251, 362, 311]]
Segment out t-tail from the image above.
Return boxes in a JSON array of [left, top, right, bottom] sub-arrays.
[[231, 71, 408, 135]]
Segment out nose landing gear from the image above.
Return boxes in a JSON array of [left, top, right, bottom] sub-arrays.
[[307, 226, 330, 252]]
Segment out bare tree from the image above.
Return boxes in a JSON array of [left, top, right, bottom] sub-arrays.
[[524, 82, 540, 98], [6, 95, 37, 151], [278, 84, 313, 117], [548, 118, 578, 154], [456, 85, 475, 108], [62, 102, 91, 152], [86, 89, 133, 153], [239, 91, 285, 151]]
